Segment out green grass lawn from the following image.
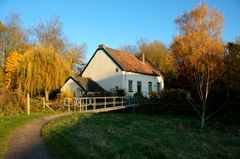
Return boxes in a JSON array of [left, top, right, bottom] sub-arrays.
[[42, 113, 240, 159], [0, 112, 52, 159]]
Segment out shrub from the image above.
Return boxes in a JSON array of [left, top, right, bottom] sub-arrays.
[[0, 88, 26, 116], [160, 88, 187, 102], [61, 90, 75, 98], [149, 91, 160, 101], [48, 94, 66, 111], [134, 91, 144, 98]]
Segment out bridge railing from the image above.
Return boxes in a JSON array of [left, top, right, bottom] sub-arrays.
[[64, 96, 140, 112]]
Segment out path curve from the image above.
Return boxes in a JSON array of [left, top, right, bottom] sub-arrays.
[[4, 113, 70, 159]]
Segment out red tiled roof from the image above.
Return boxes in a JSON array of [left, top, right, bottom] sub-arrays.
[[104, 47, 162, 76]]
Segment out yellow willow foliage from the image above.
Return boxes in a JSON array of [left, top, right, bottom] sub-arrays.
[[5, 51, 22, 89], [18, 46, 71, 95]]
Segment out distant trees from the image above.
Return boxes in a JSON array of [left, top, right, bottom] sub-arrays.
[[171, 3, 225, 128], [0, 14, 84, 115], [224, 40, 240, 94], [139, 40, 175, 74], [66, 44, 85, 69], [32, 17, 85, 71], [0, 14, 27, 66], [0, 21, 7, 87], [0, 21, 7, 32], [32, 17, 66, 55], [121, 40, 177, 88], [120, 44, 139, 54], [138, 40, 177, 88]]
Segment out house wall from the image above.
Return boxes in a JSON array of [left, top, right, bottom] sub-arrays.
[[61, 78, 85, 97], [122, 71, 164, 97], [82, 50, 123, 92]]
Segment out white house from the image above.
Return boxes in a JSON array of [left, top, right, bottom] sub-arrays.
[[61, 44, 164, 97]]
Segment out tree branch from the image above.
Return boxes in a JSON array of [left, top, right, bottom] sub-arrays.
[[204, 104, 225, 121], [186, 92, 202, 119]]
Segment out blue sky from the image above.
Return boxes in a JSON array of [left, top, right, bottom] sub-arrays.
[[0, 0, 239, 61]]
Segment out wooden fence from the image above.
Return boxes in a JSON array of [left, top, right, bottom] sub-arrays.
[[64, 96, 140, 112]]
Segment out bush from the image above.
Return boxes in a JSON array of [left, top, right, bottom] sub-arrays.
[[48, 95, 66, 111], [0, 88, 26, 116], [149, 91, 160, 101], [61, 90, 75, 98], [134, 91, 144, 98], [160, 88, 187, 102]]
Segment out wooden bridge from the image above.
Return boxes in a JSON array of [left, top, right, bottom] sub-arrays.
[[64, 96, 140, 113]]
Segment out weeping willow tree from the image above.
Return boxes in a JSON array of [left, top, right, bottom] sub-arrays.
[[18, 46, 70, 101]]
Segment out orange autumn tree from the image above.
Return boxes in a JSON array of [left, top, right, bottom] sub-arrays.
[[171, 4, 225, 128], [4, 44, 31, 90], [5, 51, 23, 89]]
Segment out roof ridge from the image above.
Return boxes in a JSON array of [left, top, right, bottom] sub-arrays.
[[105, 47, 162, 76], [136, 54, 163, 75]]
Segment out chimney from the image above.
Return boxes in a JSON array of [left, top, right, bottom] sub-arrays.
[[142, 53, 145, 63], [98, 44, 105, 49]]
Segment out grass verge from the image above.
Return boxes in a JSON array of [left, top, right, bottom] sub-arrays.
[[0, 112, 52, 158], [42, 113, 240, 159]]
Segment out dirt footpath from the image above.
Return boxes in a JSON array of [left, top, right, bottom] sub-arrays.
[[4, 113, 70, 159]]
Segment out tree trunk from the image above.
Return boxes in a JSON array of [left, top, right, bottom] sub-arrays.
[[27, 93, 30, 115], [200, 111, 205, 128], [200, 100, 206, 129], [45, 90, 49, 101]]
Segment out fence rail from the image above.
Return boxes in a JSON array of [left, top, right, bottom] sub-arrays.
[[64, 96, 140, 112]]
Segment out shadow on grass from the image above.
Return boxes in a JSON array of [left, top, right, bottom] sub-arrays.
[[42, 113, 240, 159], [4, 142, 50, 159]]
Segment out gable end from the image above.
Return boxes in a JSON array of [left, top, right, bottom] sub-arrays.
[[81, 48, 124, 76], [65, 76, 87, 92]]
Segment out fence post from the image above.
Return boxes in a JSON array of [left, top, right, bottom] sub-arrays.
[[42, 97, 46, 111], [113, 98, 115, 107], [93, 98, 96, 110], [68, 98, 70, 112], [104, 97, 106, 109], [74, 98, 76, 112], [122, 97, 124, 106], [85, 99, 87, 112], [79, 98, 82, 112], [27, 93, 30, 115]]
